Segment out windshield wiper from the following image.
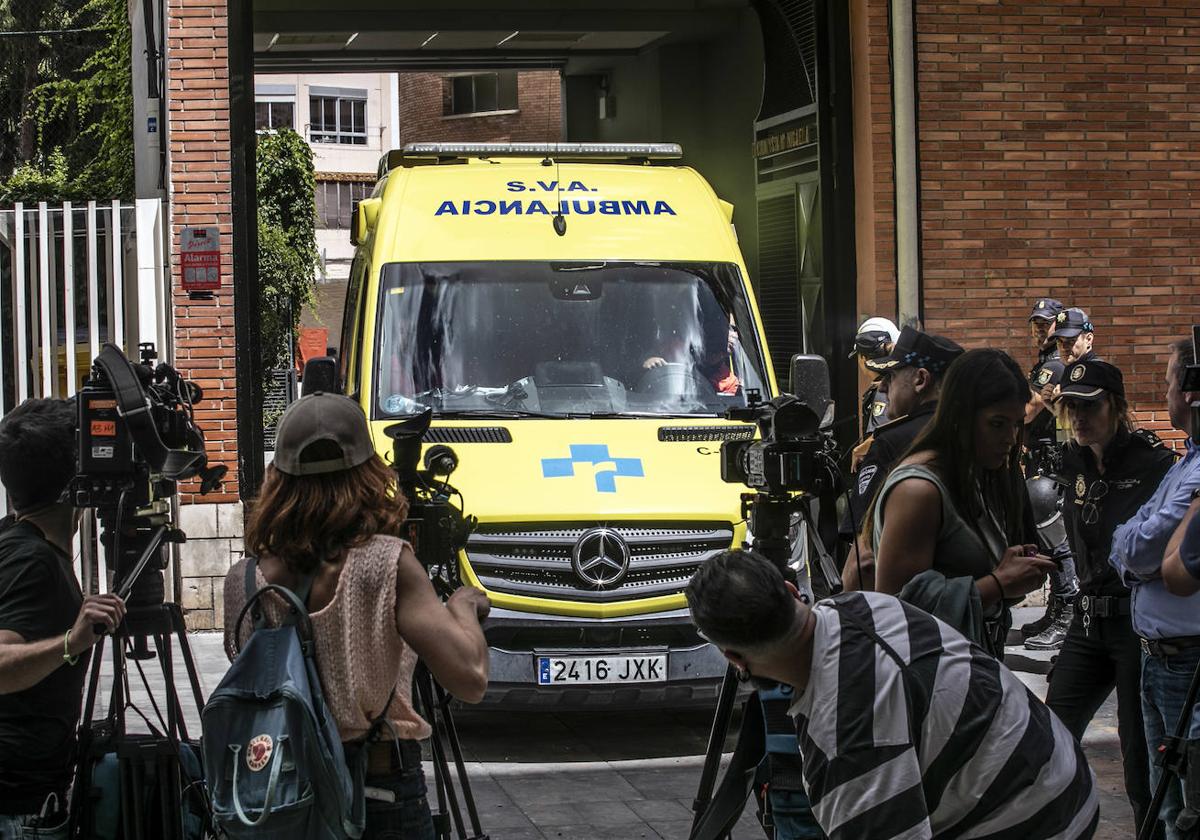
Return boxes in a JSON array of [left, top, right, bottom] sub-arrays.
[[436, 408, 563, 419]]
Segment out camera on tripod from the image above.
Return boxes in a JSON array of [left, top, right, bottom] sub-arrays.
[[69, 342, 224, 839], [72, 342, 227, 609]]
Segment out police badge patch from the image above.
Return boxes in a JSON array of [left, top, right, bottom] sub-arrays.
[[1036, 369, 1052, 386], [1075, 475, 1087, 498], [1070, 365, 1086, 382], [858, 465, 878, 496], [872, 401, 885, 417]]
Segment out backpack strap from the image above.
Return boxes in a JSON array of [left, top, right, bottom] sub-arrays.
[[245, 556, 264, 628]]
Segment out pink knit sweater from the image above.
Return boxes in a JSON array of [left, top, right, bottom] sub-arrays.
[[223, 535, 431, 742]]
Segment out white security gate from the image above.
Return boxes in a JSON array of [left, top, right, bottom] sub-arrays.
[[0, 199, 171, 590]]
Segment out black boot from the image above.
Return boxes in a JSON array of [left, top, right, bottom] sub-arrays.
[[1020, 596, 1056, 639], [1026, 599, 1073, 651]]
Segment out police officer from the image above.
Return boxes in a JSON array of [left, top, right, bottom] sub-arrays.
[[841, 326, 963, 591], [850, 317, 900, 440], [1025, 297, 1066, 459], [1021, 298, 1081, 650], [1053, 307, 1098, 366], [1044, 359, 1175, 832]]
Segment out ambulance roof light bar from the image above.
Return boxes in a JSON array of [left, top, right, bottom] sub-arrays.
[[381, 142, 683, 174]]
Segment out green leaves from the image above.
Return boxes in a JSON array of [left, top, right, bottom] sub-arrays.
[[1, 0, 133, 201], [256, 128, 319, 407]]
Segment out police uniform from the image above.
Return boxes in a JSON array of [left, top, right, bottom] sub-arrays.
[[1043, 360, 1176, 831], [843, 401, 937, 539], [849, 320, 899, 440], [859, 381, 889, 439], [839, 327, 964, 542], [1025, 298, 1065, 456]]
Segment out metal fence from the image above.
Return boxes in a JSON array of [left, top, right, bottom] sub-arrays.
[[0, 198, 170, 591]]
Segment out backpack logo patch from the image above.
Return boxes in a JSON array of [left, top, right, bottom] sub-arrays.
[[247, 734, 274, 772]]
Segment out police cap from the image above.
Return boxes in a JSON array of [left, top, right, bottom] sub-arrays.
[[1028, 298, 1064, 322], [1053, 307, 1094, 339], [1058, 359, 1124, 402], [867, 326, 964, 377]]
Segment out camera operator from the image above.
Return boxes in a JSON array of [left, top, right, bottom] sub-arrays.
[[687, 549, 1098, 839], [1041, 360, 1174, 832], [1109, 338, 1200, 840], [1021, 297, 1081, 650], [865, 349, 1055, 656], [223, 394, 490, 839], [0, 398, 126, 838], [840, 327, 963, 591]]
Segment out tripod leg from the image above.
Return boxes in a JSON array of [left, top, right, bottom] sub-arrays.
[[692, 665, 739, 832], [418, 674, 469, 840], [432, 681, 486, 838], [169, 604, 207, 711], [69, 642, 109, 839]]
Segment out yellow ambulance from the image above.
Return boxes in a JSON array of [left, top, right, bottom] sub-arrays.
[[340, 142, 785, 706]]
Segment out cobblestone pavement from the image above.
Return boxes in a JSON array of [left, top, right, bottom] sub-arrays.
[[99, 608, 1134, 839]]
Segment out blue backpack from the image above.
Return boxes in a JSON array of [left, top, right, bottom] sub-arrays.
[[201, 559, 366, 839]]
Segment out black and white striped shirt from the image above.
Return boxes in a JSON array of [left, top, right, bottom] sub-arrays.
[[789, 592, 1098, 839]]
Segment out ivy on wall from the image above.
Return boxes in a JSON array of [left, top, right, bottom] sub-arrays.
[[256, 128, 319, 415]]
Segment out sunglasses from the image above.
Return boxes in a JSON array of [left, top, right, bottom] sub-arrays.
[[1080, 479, 1109, 526]]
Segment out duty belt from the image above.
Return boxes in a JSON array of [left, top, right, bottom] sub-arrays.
[[1077, 594, 1130, 618], [1078, 594, 1129, 636], [1140, 636, 1200, 658]]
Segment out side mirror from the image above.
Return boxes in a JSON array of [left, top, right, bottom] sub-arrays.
[[301, 357, 340, 396], [789, 354, 832, 426]]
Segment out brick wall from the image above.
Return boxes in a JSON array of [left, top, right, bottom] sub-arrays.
[[167, 0, 240, 497], [905, 0, 1200, 439], [398, 71, 562, 145], [168, 0, 243, 629], [868, 0, 897, 324]]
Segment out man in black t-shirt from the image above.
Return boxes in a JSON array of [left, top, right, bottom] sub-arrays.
[[0, 399, 125, 835]]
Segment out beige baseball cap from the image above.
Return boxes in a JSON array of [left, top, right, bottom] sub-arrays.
[[273, 393, 376, 476]]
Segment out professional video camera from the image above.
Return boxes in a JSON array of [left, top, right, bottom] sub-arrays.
[[69, 342, 225, 839], [384, 407, 477, 595], [692, 356, 844, 840], [73, 342, 227, 607]]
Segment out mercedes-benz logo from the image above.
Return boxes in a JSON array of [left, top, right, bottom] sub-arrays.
[[571, 527, 631, 589]]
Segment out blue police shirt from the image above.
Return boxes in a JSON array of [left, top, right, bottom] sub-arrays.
[[1109, 440, 1200, 639], [1182, 506, 1200, 580]]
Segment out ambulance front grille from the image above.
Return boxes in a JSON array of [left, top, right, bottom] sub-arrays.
[[465, 523, 735, 602]]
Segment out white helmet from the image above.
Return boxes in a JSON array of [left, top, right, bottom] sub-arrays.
[[855, 316, 900, 342]]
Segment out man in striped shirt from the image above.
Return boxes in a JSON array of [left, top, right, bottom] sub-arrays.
[[686, 550, 1098, 839]]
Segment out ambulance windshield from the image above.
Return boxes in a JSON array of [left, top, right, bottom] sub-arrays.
[[372, 261, 772, 418]]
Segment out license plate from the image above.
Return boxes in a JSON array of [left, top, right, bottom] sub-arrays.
[[536, 654, 667, 685]]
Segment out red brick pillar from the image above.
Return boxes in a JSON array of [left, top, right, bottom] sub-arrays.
[[167, 0, 243, 629]]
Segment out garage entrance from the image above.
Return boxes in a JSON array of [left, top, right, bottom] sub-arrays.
[[220, 0, 857, 486]]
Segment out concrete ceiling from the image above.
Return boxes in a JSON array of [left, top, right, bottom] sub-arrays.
[[252, 0, 751, 71]]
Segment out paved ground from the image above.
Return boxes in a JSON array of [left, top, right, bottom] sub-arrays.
[[98, 607, 1135, 839]]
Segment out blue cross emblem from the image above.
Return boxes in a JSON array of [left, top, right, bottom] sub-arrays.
[[541, 444, 645, 493]]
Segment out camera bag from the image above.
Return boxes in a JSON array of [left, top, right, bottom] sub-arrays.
[[200, 559, 365, 840]]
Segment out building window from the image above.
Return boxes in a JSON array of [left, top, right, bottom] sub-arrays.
[[255, 100, 294, 130], [310, 95, 367, 144], [444, 72, 518, 117], [316, 180, 373, 229]]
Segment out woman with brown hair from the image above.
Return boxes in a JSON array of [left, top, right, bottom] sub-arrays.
[[865, 348, 1057, 656], [1044, 359, 1175, 833], [223, 393, 490, 840]]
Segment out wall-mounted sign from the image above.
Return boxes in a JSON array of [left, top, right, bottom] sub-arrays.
[[180, 226, 220, 294]]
